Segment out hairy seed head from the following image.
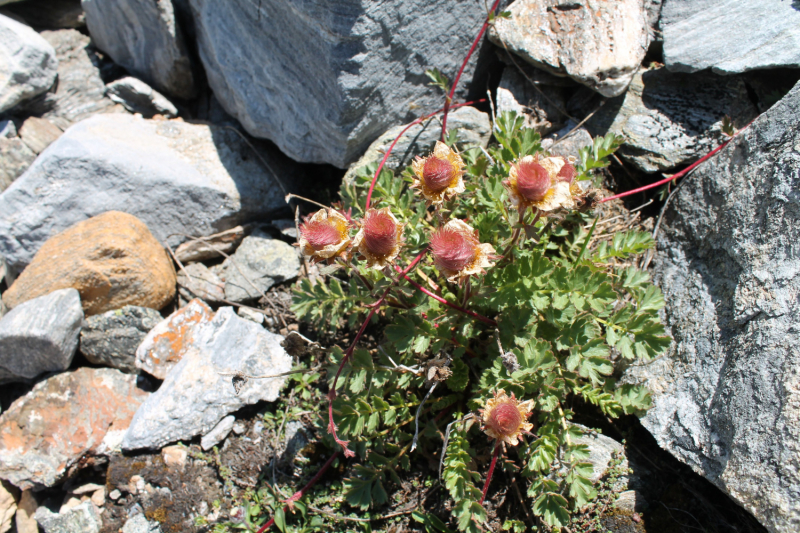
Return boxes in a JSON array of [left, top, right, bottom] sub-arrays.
[[301, 220, 344, 250], [423, 156, 455, 193], [516, 160, 550, 201], [430, 227, 477, 272], [363, 210, 397, 256], [487, 403, 523, 437]]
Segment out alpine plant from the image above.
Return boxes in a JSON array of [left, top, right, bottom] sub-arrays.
[[290, 111, 670, 531]]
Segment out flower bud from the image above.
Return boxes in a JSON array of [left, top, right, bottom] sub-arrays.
[[429, 219, 496, 283], [516, 159, 550, 202], [298, 209, 351, 262], [479, 389, 534, 446], [411, 141, 466, 204], [352, 208, 404, 268], [504, 154, 577, 212]]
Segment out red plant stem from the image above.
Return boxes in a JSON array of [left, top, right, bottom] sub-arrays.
[[394, 266, 497, 326], [600, 119, 757, 204], [440, 0, 503, 142], [327, 248, 429, 456], [480, 441, 502, 505], [255, 451, 340, 533], [364, 99, 486, 211]]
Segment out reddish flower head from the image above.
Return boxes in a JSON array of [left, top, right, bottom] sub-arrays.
[[516, 159, 551, 202], [504, 154, 576, 212], [352, 208, 404, 268], [411, 141, 466, 204], [298, 209, 351, 262], [479, 389, 534, 446], [429, 219, 496, 283]]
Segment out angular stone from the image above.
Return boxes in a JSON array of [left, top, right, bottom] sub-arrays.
[[174, 226, 245, 264], [0, 14, 58, 113], [573, 426, 628, 489], [222, 230, 301, 303], [135, 299, 213, 380], [122, 308, 291, 451], [0, 288, 82, 384], [488, 0, 649, 98], [343, 106, 491, 185], [543, 122, 593, 161], [0, 114, 294, 272], [0, 480, 16, 533], [188, 0, 493, 167], [122, 513, 162, 533], [0, 136, 35, 192], [176, 262, 225, 303], [2, 0, 85, 29], [622, 81, 800, 533], [80, 305, 163, 373], [662, 0, 800, 75], [34, 501, 101, 533], [495, 63, 572, 133], [3, 211, 176, 316], [105, 77, 178, 119], [583, 67, 759, 172], [0, 368, 148, 490], [200, 415, 234, 451], [14, 491, 37, 533], [20, 29, 119, 130], [18, 116, 61, 154], [82, 0, 195, 99]]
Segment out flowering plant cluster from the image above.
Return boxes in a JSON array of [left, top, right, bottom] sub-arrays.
[[290, 111, 669, 531]]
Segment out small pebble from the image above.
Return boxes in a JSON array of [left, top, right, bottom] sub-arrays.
[[109, 489, 121, 501], [232, 421, 247, 435], [91, 488, 105, 507]]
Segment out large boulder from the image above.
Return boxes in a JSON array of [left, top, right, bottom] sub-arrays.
[[623, 82, 800, 533], [662, 0, 800, 75], [81, 0, 195, 99], [0, 14, 58, 113], [3, 212, 176, 316], [186, 0, 494, 167], [488, 0, 649, 98], [583, 67, 759, 172], [122, 307, 291, 451], [0, 114, 295, 272], [0, 367, 148, 490], [0, 289, 83, 385]]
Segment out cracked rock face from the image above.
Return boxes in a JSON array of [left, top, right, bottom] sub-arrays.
[[186, 0, 493, 167], [622, 81, 800, 533], [488, 0, 649, 98]]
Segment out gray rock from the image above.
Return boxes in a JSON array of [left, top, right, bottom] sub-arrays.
[[122, 513, 161, 533], [35, 502, 101, 533], [20, 29, 119, 130], [269, 220, 297, 240], [3, 0, 85, 29], [543, 122, 593, 161], [0, 14, 58, 113], [177, 262, 225, 303], [622, 81, 800, 533], [0, 135, 35, 192], [644, 0, 663, 42], [584, 67, 759, 172], [0, 113, 294, 273], [0, 120, 15, 138], [82, 0, 195, 99], [495, 62, 572, 134], [488, 0, 649, 98], [200, 415, 235, 451], [0, 288, 82, 384], [122, 307, 291, 450], [280, 420, 309, 464], [105, 77, 178, 118], [343, 106, 491, 185], [662, 0, 800, 75], [80, 306, 163, 373], [222, 230, 301, 303], [573, 426, 628, 490], [187, 0, 493, 167], [18, 116, 61, 154], [237, 307, 264, 325]]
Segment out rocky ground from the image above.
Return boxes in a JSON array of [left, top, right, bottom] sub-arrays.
[[0, 1, 798, 533]]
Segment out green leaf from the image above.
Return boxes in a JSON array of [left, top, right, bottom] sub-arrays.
[[273, 507, 286, 533], [448, 357, 469, 392], [533, 492, 570, 528]]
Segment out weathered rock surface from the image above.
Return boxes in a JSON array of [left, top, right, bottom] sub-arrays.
[[174, 226, 245, 264], [122, 513, 162, 533], [343, 106, 491, 184], [20, 29, 119, 130], [122, 307, 291, 451], [177, 262, 225, 303], [187, 0, 493, 167], [3, 0, 85, 29], [623, 81, 800, 533], [0, 14, 58, 113], [82, 0, 195, 99], [662, 0, 800, 75], [35, 501, 101, 533], [0, 114, 293, 272], [80, 306, 163, 373], [135, 299, 213, 380], [0, 480, 16, 533], [0, 368, 148, 490], [0, 133, 35, 192], [3, 211, 176, 316], [0, 289, 82, 384], [14, 491, 37, 533], [200, 415, 234, 451], [105, 77, 178, 118], [488, 0, 649, 98], [18, 116, 61, 154], [222, 230, 301, 303], [495, 62, 573, 133], [583, 67, 759, 172], [542, 122, 593, 161]]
